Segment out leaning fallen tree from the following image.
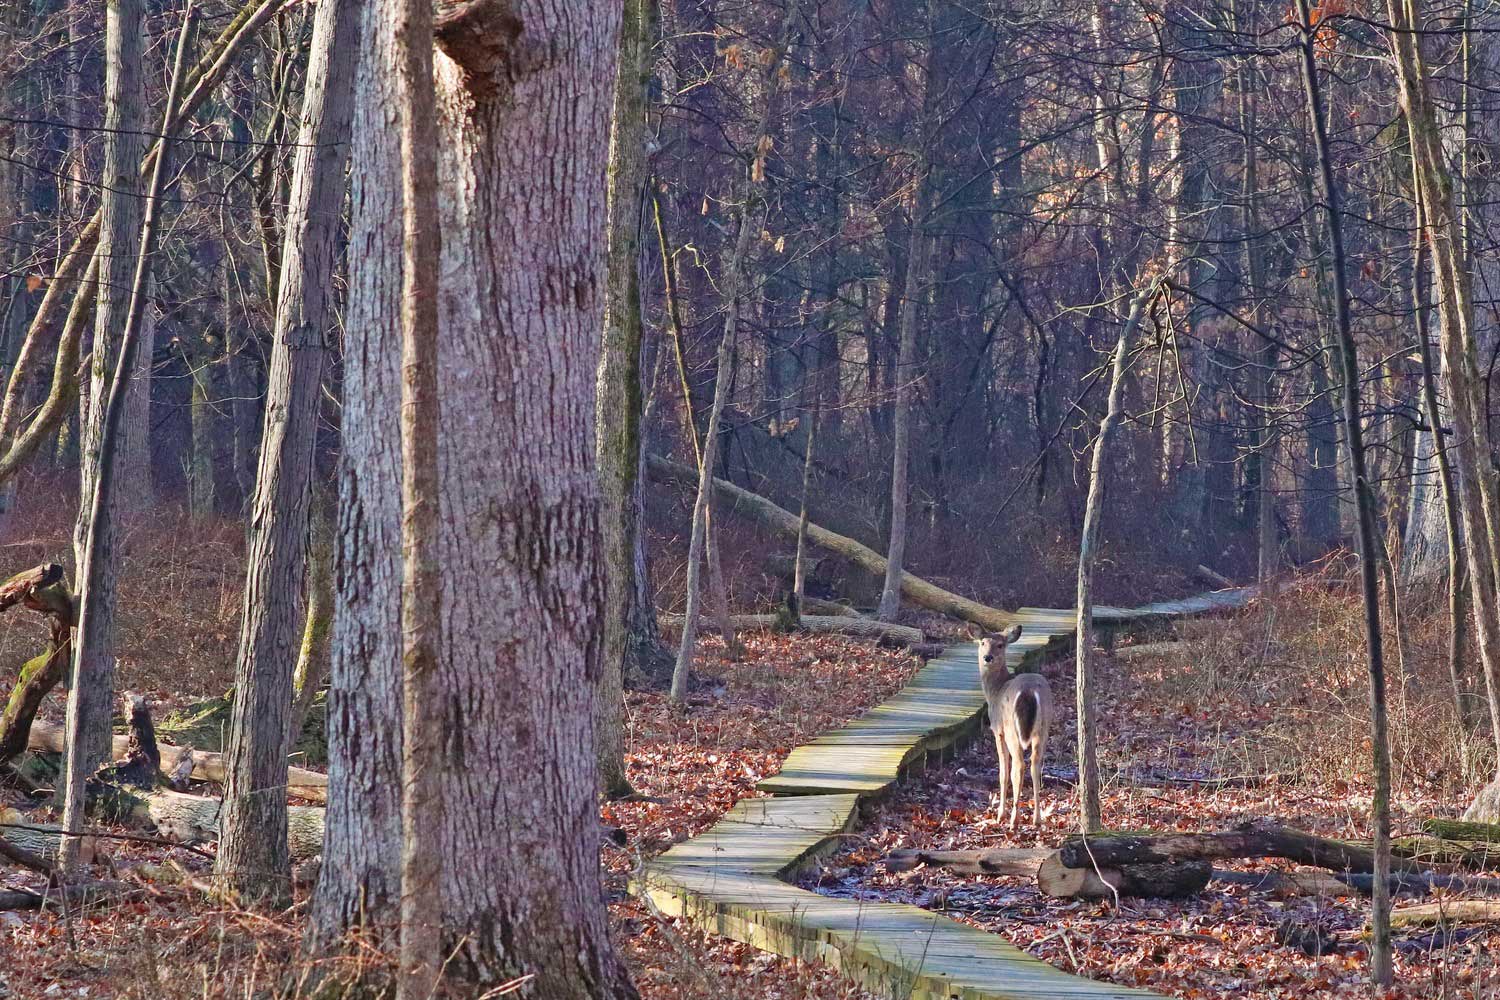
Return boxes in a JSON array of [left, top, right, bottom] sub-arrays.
[[658, 612, 924, 646], [647, 454, 1015, 632]]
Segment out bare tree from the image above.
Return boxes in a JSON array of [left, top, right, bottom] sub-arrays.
[[597, 0, 669, 796], [216, 0, 358, 905], [62, 2, 196, 869]]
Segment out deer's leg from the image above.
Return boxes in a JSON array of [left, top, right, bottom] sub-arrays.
[[1029, 740, 1044, 827], [992, 727, 1009, 820], [1006, 732, 1025, 831]]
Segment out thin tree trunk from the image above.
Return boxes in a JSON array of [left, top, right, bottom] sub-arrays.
[[215, 0, 356, 906], [62, 4, 195, 870], [395, 0, 443, 989], [1413, 180, 1475, 727], [793, 404, 819, 607], [67, 0, 148, 797], [1294, 2, 1392, 981], [877, 159, 930, 622], [597, 0, 661, 797], [670, 5, 801, 699], [651, 185, 742, 661], [1075, 282, 1157, 835]]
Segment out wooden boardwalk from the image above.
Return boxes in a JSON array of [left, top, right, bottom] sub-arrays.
[[636, 591, 1250, 1000]]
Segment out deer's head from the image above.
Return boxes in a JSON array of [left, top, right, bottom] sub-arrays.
[[969, 624, 1023, 669]]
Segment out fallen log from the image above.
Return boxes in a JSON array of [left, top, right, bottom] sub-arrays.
[[647, 454, 1015, 632], [1037, 852, 1211, 900], [26, 719, 328, 802], [1390, 900, 1500, 928], [1059, 825, 1433, 874], [884, 847, 1049, 876], [659, 612, 923, 645], [5, 790, 326, 863], [0, 880, 139, 912], [1109, 641, 1204, 662], [800, 597, 864, 618], [1420, 818, 1500, 844]]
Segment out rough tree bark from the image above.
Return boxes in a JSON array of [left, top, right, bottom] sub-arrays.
[[410, 0, 637, 988], [62, 5, 194, 870], [306, 0, 405, 952], [216, 0, 357, 906], [395, 0, 444, 991], [1075, 282, 1157, 834]]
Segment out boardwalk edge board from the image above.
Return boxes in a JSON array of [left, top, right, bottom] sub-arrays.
[[633, 590, 1251, 1000]]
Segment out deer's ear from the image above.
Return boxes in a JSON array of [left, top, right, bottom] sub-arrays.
[[966, 624, 981, 640], [1005, 624, 1023, 644]]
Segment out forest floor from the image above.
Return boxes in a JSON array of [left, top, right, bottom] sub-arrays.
[[799, 578, 1500, 999], [0, 618, 919, 999]]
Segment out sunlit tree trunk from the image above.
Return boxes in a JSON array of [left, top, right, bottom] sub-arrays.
[[67, 0, 146, 785], [216, 0, 357, 906]]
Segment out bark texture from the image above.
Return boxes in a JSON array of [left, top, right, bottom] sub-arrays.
[[422, 1, 636, 988], [217, 0, 357, 906], [68, 0, 145, 790], [307, 0, 405, 949]]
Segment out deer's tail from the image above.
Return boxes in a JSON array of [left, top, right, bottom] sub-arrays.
[[1015, 690, 1040, 742]]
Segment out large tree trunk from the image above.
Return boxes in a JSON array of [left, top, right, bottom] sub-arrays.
[[596, 0, 665, 794], [216, 0, 357, 907], [417, 2, 637, 987]]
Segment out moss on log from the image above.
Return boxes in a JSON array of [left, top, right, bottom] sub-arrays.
[[1420, 818, 1500, 844], [158, 688, 329, 767]]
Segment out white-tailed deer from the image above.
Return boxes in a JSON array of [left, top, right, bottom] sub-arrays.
[[970, 625, 1053, 829]]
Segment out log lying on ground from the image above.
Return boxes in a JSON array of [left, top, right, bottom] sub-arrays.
[[5, 790, 325, 863], [659, 612, 923, 645], [0, 880, 140, 912], [1421, 819, 1500, 844], [1037, 852, 1212, 899], [1109, 641, 1204, 662], [1059, 825, 1433, 874], [885, 847, 1050, 876], [1390, 900, 1500, 928], [647, 454, 1015, 632], [26, 720, 328, 802], [886, 844, 1500, 901], [800, 597, 864, 618]]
